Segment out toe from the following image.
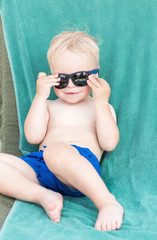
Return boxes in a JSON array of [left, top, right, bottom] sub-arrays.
[[111, 221, 117, 231], [49, 213, 60, 223], [94, 221, 102, 231], [116, 219, 122, 230], [49, 208, 61, 222], [47, 203, 62, 223], [106, 222, 112, 231], [101, 222, 107, 231]]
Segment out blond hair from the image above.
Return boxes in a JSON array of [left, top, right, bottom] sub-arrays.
[[47, 31, 99, 71]]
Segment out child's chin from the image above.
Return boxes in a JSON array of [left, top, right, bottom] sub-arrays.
[[64, 98, 81, 104], [63, 96, 83, 104]]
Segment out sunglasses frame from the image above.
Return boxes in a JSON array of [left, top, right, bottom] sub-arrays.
[[55, 69, 99, 89]]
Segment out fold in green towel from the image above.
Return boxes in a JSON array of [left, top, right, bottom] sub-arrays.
[[0, 0, 157, 239]]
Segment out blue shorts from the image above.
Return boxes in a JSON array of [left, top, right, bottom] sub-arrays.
[[19, 145, 101, 197]]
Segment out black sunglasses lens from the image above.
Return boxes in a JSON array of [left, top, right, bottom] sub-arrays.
[[72, 72, 88, 86], [55, 75, 67, 89]]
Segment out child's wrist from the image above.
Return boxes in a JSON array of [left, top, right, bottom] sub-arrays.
[[94, 100, 109, 108], [35, 93, 47, 101]]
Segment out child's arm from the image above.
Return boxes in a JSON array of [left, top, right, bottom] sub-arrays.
[[87, 76, 119, 151], [24, 72, 60, 144]]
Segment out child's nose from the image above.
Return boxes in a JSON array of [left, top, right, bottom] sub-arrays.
[[67, 79, 75, 87]]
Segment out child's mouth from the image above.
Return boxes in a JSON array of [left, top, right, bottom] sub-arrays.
[[65, 92, 79, 95]]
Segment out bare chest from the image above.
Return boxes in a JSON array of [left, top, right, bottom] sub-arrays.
[[48, 100, 96, 128]]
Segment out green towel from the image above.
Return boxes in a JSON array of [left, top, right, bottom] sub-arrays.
[[0, 0, 157, 239]]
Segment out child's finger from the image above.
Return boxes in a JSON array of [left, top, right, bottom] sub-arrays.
[[44, 77, 60, 82], [38, 73, 58, 81], [38, 72, 47, 78], [38, 76, 60, 83], [47, 74, 58, 79], [87, 79, 97, 89], [97, 77, 109, 86], [48, 81, 60, 87], [88, 76, 100, 88], [100, 79, 111, 92]]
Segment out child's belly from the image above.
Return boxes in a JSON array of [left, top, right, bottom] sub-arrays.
[[39, 125, 103, 160]]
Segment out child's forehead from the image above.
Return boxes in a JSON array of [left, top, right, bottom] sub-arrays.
[[51, 49, 97, 74]]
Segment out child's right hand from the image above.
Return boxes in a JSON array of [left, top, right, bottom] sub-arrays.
[[36, 72, 60, 99]]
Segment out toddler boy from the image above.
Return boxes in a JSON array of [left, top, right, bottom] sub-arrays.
[[0, 31, 123, 231]]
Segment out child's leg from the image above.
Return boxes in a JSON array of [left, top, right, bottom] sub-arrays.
[[0, 153, 63, 222], [44, 142, 124, 231]]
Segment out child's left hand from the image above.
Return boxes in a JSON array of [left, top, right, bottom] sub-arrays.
[[87, 75, 111, 104]]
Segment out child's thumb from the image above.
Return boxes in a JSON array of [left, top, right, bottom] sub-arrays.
[[38, 72, 47, 78]]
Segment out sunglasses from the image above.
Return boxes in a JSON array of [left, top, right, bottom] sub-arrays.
[[55, 69, 99, 89]]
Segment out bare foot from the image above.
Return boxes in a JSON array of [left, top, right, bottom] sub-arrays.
[[95, 200, 124, 231], [40, 189, 63, 223]]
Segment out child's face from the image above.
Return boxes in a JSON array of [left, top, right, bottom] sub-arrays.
[[51, 49, 99, 104]]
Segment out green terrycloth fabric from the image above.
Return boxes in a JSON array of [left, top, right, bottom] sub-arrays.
[[0, 17, 21, 156], [0, 17, 19, 230], [0, 0, 157, 239]]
